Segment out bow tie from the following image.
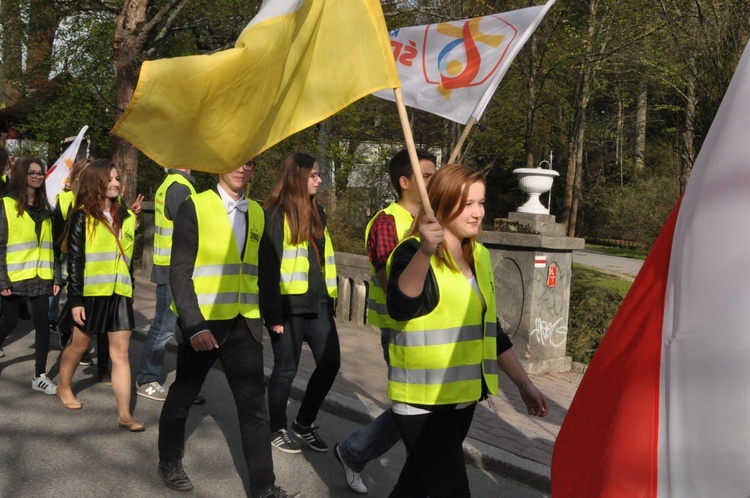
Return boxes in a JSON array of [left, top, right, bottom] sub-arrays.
[[226, 198, 249, 214]]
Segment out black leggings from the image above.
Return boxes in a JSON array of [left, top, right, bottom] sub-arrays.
[[0, 294, 51, 376]]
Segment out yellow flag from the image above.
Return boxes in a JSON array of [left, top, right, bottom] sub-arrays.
[[111, 0, 400, 173]]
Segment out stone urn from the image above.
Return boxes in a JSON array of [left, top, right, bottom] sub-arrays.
[[512, 167, 560, 215]]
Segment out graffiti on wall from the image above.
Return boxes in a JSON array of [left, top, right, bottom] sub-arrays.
[[529, 317, 567, 348]]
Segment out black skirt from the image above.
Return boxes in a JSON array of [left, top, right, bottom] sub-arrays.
[[58, 294, 134, 336]]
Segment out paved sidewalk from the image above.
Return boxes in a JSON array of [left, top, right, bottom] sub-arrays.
[[129, 271, 581, 492]]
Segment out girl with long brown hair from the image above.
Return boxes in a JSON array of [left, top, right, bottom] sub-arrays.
[[386, 164, 549, 497], [56, 159, 143, 431], [260, 153, 341, 454], [0, 157, 61, 393]]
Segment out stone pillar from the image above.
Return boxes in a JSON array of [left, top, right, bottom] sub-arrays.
[[481, 212, 584, 374]]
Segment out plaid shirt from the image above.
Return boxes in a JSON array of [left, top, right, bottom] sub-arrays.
[[366, 212, 400, 273]]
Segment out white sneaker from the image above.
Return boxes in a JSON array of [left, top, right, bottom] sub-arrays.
[[32, 374, 58, 395], [334, 443, 368, 494]]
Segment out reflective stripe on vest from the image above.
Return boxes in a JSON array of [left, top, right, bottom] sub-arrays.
[[181, 191, 264, 321], [386, 240, 499, 405], [365, 203, 413, 331], [153, 174, 196, 267], [279, 218, 338, 298], [3, 197, 55, 282], [82, 212, 135, 297]]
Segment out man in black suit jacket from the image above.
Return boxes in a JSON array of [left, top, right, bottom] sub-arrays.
[[157, 161, 295, 498]]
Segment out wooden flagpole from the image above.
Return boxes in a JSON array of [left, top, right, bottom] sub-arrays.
[[447, 116, 476, 165], [393, 87, 433, 217]]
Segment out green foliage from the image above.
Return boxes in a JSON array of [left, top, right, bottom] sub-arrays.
[[567, 264, 632, 364], [582, 175, 679, 246]]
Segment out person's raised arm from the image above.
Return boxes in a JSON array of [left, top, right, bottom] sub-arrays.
[[397, 214, 442, 298]]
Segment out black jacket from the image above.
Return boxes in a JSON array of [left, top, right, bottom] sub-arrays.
[[169, 187, 264, 344], [387, 238, 513, 355], [259, 204, 328, 328], [66, 201, 134, 308], [0, 192, 62, 296]]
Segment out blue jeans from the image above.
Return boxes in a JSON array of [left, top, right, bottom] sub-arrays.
[[338, 326, 401, 472], [136, 283, 177, 385]]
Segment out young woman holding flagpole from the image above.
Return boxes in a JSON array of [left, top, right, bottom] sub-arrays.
[[0, 157, 61, 393], [55, 159, 143, 431], [260, 153, 341, 454], [386, 164, 549, 497]]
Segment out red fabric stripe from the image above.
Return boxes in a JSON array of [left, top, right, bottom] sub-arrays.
[[551, 199, 681, 498]]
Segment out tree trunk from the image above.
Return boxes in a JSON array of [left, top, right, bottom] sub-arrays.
[[27, 0, 60, 90], [112, 0, 150, 204], [680, 62, 697, 194], [634, 76, 648, 172], [562, 0, 606, 237], [1, 0, 24, 105], [617, 94, 624, 185], [525, 32, 538, 169]]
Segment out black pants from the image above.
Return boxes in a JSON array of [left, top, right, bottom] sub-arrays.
[[158, 317, 275, 497], [391, 403, 477, 498], [267, 301, 341, 431], [0, 294, 51, 376]]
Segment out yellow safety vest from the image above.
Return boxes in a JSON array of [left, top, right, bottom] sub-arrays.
[[386, 239, 499, 405], [82, 211, 135, 297], [279, 216, 337, 298], [153, 174, 196, 267], [56, 190, 75, 221], [181, 191, 264, 321], [365, 202, 413, 330], [3, 197, 55, 282]]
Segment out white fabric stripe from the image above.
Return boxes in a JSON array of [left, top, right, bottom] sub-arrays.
[[7, 261, 41, 272], [86, 252, 118, 262], [241, 262, 259, 277], [193, 264, 242, 278], [389, 364, 482, 385], [280, 271, 307, 283], [391, 325, 484, 347], [282, 247, 308, 259], [153, 247, 172, 256], [155, 226, 173, 236], [241, 0, 303, 32], [658, 41, 750, 497], [7, 241, 38, 251]]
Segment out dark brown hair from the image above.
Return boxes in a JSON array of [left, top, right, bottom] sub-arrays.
[[412, 164, 486, 271], [264, 153, 323, 245], [9, 157, 50, 216]]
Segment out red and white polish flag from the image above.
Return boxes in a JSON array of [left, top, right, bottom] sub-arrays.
[[552, 39, 750, 497]]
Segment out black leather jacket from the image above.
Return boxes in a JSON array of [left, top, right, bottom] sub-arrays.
[[66, 201, 133, 308]]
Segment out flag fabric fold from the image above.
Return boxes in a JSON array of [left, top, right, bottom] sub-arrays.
[[111, 0, 399, 173], [45, 125, 88, 209], [374, 0, 555, 124], [552, 37, 750, 497]]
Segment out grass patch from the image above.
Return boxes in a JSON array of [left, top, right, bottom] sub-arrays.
[[572, 263, 633, 297], [567, 264, 633, 364], [585, 243, 650, 261]]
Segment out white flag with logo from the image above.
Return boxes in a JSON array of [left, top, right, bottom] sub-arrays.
[[374, 0, 555, 124], [45, 125, 88, 208]]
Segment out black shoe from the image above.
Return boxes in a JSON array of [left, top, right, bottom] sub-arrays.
[[158, 460, 193, 492], [258, 485, 301, 498], [79, 352, 94, 366], [291, 421, 328, 452]]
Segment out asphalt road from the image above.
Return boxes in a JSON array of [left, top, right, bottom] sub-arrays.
[[0, 322, 548, 498], [572, 249, 643, 277]]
